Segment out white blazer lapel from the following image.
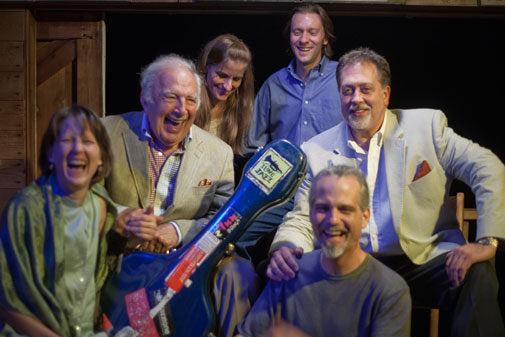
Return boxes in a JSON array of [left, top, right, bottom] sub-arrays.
[[383, 110, 405, 235]]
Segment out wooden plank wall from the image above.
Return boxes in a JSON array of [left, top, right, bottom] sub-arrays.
[[0, 10, 35, 213]]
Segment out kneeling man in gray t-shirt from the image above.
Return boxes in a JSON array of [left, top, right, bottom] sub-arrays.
[[237, 165, 411, 337]]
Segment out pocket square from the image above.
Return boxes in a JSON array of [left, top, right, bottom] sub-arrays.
[[198, 178, 213, 187], [413, 160, 431, 182]]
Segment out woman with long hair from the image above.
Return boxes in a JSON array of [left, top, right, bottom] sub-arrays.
[[196, 34, 254, 180]]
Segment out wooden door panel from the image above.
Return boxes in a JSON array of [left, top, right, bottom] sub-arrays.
[[0, 101, 25, 130], [77, 34, 104, 115], [37, 40, 76, 85], [0, 41, 24, 72], [0, 72, 24, 101], [0, 9, 35, 214], [0, 131, 25, 160], [0, 159, 25, 188], [36, 63, 74, 177], [34, 20, 104, 177], [0, 11, 25, 41]]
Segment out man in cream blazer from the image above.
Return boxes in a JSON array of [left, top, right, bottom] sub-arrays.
[[268, 47, 505, 336]]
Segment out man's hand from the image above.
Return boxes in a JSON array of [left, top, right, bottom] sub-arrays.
[[139, 222, 179, 253], [445, 242, 497, 287], [266, 246, 304, 281], [115, 205, 162, 240]]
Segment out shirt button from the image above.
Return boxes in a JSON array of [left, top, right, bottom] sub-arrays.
[[303, 121, 308, 125], [75, 326, 81, 332], [79, 277, 85, 283], [304, 100, 309, 104]]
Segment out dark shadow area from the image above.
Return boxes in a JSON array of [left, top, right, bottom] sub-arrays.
[[105, 11, 505, 335]]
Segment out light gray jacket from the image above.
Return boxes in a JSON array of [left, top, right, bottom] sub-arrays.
[[103, 111, 234, 245], [272, 109, 505, 264]]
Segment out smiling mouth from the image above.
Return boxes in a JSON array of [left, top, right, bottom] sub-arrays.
[[66, 160, 89, 178], [350, 105, 371, 115], [321, 227, 349, 244], [68, 160, 86, 171], [324, 228, 347, 237], [297, 46, 312, 52], [351, 109, 368, 115], [164, 116, 185, 126]]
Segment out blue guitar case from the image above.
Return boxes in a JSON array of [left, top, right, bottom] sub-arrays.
[[101, 139, 307, 337]]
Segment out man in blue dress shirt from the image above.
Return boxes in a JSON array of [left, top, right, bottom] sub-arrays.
[[238, 4, 344, 265]]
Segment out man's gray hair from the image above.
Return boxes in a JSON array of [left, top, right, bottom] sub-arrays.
[[309, 165, 370, 212], [140, 54, 202, 109], [336, 47, 391, 89]]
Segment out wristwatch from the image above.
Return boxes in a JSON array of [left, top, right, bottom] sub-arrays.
[[477, 237, 499, 248]]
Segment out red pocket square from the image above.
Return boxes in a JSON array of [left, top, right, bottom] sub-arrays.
[[413, 160, 431, 181], [198, 178, 213, 186]]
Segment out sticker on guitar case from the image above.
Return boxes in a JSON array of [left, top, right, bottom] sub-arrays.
[[125, 288, 159, 337], [164, 245, 206, 292], [209, 207, 242, 240], [246, 148, 293, 194], [150, 288, 176, 337], [195, 231, 220, 254]]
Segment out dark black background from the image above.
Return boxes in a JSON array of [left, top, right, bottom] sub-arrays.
[[105, 10, 505, 334]]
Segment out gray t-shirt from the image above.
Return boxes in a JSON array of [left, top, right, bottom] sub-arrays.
[[238, 251, 411, 337]]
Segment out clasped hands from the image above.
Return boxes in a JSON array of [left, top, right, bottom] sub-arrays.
[[114, 205, 179, 253]]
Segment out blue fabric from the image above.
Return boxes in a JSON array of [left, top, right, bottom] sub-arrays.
[[372, 148, 402, 255], [235, 198, 294, 264], [247, 56, 343, 150]]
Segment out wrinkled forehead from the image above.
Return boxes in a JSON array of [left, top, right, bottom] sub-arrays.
[[154, 66, 198, 96], [340, 61, 381, 84]]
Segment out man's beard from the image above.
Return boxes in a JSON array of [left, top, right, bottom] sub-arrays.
[[348, 104, 372, 131], [321, 237, 349, 259]]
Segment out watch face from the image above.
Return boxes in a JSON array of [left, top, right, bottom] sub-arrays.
[[478, 237, 498, 248]]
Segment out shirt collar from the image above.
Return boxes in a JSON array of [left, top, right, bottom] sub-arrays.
[[141, 112, 192, 152], [287, 55, 328, 80], [346, 111, 388, 155], [318, 55, 330, 74]]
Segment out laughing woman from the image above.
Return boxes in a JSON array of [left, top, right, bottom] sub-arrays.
[[196, 34, 254, 184], [0, 105, 117, 337]]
